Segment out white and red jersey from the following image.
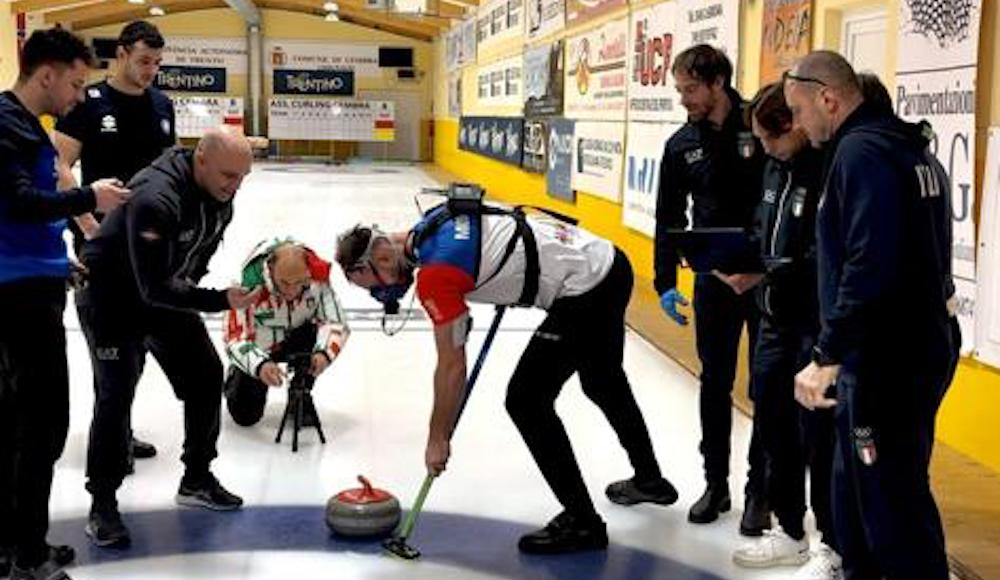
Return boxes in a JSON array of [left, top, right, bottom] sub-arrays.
[[412, 206, 614, 326], [224, 239, 349, 377]]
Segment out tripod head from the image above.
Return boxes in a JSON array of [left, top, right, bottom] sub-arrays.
[[284, 353, 315, 392]]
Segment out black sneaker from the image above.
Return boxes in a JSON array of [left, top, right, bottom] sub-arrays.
[[517, 512, 608, 555], [687, 484, 731, 524], [131, 436, 157, 459], [176, 473, 243, 511], [9, 560, 70, 580], [605, 477, 679, 506], [739, 494, 772, 537], [46, 546, 74, 568], [85, 500, 130, 548]]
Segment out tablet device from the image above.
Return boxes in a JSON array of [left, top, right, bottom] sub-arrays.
[[666, 227, 760, 273]]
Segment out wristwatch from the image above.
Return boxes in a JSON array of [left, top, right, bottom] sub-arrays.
[[811, 346, 837, 367]]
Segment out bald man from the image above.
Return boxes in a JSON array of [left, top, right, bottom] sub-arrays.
[[223, 239, 349, 427], [784, 52, 954, 580], [77, 127, 259, 548]]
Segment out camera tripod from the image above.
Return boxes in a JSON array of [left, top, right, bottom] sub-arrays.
[[275, 354, 327, 452]]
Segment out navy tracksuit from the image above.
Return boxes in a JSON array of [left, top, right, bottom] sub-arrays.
[[654, 88, 768, 494], [750, 146, 836, 545], [816, 104, 956, 580]]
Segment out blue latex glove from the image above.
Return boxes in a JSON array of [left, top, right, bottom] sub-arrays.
[[659, 288, 689, 325]]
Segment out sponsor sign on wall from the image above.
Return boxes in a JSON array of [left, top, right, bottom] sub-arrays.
[[546, 118, 576, 201], [272, 69, 354, 96], [162, 37, 247, 74], [571, 121, 625, 202], [622, 122, 682, 236], [458, 116, 524, 166], [154, 65, 226, 93], [526, 0, 565, 40], [628, 2, 684, 122], [895, 0, 982, 353], [564, 18, 628, 120], [523, 41, 564, 117], [674, 0, 740, 77], [759, 0, 812, 84], [522, 117, 549, 173], [565, 0, 626, 27], [476, 55, 523, 108], [265, 40, 380, 78]]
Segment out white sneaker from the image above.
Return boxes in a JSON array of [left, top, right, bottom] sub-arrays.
[[793, 544, 844, 580], [732, 528, 809, 568]]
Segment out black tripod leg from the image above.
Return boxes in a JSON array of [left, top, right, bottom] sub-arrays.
[[276, 400, 292, 443], [308, 395, 326, 444], [293, 393, 302, 453]]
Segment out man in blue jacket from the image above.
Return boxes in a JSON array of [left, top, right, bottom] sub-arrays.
[[786, 51, 955, 580], [0, 28, 130, 580]]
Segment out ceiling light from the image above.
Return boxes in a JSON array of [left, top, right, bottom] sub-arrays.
[[324, 11, 339, 21], [323, 1, 339, 11], [149, 5, 165, 15], [128, 0, 146, 5]]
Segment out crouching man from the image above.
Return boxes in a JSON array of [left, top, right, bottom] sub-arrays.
[[224, 239, 349, 426]]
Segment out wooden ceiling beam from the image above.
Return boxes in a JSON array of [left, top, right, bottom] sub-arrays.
[[258, 0, 436, 41], [66, 0, 227, 30], [11, 0, 104, 13]]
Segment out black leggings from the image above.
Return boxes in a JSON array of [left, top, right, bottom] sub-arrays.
[[505, 249, 663, 518]]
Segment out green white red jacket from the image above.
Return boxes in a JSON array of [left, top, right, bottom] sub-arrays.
[[224, 238, 349, 377]]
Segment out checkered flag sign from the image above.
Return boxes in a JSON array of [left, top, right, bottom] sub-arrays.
[[905, 0, 974, 47]]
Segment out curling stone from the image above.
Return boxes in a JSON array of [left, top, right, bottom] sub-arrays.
[[326, 475, 401, 538]]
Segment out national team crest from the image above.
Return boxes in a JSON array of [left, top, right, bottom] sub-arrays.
[[737, 132, 756, 159], [853, 426, 878, 466]]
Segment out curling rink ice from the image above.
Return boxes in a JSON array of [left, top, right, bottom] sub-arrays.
[[51, 162, 814, 579]]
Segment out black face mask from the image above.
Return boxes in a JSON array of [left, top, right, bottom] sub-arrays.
[[369, 262, 413, 316]]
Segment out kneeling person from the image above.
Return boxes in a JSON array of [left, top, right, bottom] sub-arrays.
[[224, 239, 349, 426]]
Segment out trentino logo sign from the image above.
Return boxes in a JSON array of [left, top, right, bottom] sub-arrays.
[[155, 66, 227, 93], [273, 69, 355, 96]]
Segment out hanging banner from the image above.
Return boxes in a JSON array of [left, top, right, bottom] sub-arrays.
[[162, 37, 247, 74], [476, 55, 523, 108], [265, 40, 380, 78], [547, 118, 576, 201], [674, 0, 740, 77], [628, 2, 684, 123], [524, 41, 564, 117], [526, 0, 565, 41], [571, 121, 625, 202], [565, 0, 626, 27], [272, 69, 354, 96], [895, 0, 981, 353], [154, 65, 227, 93], [976, 128, 1000, 366], [564, 18, 628, 121], [446, 27, 461, 71], [759, 0, 812, 85], [623, 122, 682, 236]]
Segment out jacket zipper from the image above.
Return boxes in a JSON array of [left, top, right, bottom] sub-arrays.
[[176, 204, 207, 278], [765, 172, 793, 317]]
